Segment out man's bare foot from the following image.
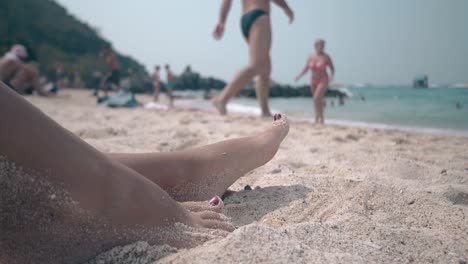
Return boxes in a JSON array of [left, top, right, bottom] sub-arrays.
[[212, 96, 227, 115]]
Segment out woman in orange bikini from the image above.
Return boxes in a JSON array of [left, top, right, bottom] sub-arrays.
[[295, 39, 335, 124]]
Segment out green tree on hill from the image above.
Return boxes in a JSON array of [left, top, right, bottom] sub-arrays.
[[0, 0, 148, 88]]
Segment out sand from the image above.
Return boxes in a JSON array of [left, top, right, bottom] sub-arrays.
[[5, 89, 468, 263]]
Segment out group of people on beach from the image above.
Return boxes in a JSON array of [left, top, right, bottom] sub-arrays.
[[0, 0, 338, 261]]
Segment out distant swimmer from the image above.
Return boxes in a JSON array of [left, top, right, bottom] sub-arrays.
[[0, 44, 50, 96], [339, 95, 345, 106], [212, 0, 294, 117], [296, 39, 335, 124], [164, 64, 175, 107], [456, 102, 462, 109], [152, 65, 161, 102], [98, 44, 120, 97]]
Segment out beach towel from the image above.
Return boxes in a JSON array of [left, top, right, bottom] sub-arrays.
[[99, 89, 139, 108]]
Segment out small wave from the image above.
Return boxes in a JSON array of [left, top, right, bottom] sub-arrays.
[[227, 103, 280, 116], [291, 116, 468, 137]]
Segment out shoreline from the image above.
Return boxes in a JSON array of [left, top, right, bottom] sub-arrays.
[[174, 97, 468, 138]]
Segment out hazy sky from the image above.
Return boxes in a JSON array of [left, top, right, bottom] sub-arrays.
[[55, 0, 468, 85]]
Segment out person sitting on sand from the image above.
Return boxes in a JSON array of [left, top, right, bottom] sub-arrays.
[[164, 64, 175, 107], [0, 44, 50, 96], [97, 44, 120, 97], [0, 80, 290, 263], [212, 0, 294, 117], [152, 65, 161, 102], [295, 39, 335, 124]]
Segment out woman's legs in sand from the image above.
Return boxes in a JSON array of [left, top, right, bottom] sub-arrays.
[[212, 16, 272, 116], [109, 114, 289, 201], [0, 82, 233, 248], [312, 82, 328, 124]]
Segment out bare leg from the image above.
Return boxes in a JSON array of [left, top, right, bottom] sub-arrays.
[[109, 114, 289, 201], [10, 64, 48, 96], [212, 16, 272, 116], [153, 82, 160, 101], [256, 73, 272, 117], [311, 84, 320, 123], [212, 67, 256, 115], [0, 82, 233, 259], [100, 75, 109, 97], [167, 88, 174, 107], [313, 82, 328, 124], [251, 16, 272, 117]]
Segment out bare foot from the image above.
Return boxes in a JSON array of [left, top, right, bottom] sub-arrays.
[[181, 196, 224, 213], [212, 96, 227, 115], [169, 114, 290, 201]]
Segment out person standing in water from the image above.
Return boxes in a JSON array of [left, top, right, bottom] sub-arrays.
[[212, 0, 294, 117], [295, 39, 335, 124], [98, 44, 120, 97], [152, 65, 161, 102], [164, 64, 175, 107]]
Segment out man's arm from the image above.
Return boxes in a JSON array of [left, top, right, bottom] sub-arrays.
[[272, 0, 294, 23], [218, 0, 232, 25], [213, 0, 232, 40]]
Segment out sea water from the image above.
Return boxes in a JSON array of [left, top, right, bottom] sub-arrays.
[[180, 86, 468, 137], [230, 86, 468, 137]]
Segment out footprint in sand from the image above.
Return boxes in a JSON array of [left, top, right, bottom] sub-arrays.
[[333, 135, 360, 143], [309, 148, 319, 153], [269, 168, 282, 174], [288, 162, 308, 169], [77, 127, 127, 139], [345, 134, 360, 141], [392, 138, 410, 145], [333, 137, 346, 143], [179, 119, 192, 125], [446, 191, 468, 206]]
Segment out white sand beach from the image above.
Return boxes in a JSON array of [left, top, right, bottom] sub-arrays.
[[11, 90, 468, 263]]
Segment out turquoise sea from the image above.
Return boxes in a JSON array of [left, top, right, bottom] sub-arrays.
[[176, 86, 464, 137], [227, 86, 468, 137]]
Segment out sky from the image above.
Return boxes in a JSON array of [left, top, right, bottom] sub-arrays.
[[55, 0, 468, 85]]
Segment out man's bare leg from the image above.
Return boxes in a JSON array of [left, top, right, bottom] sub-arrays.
[[0, 82, 233, 261], [212, 66, 256, 115], [212, 16, 272, 115], [153, 83, 160, 101], [109, 114, 289, 201], [250, 15, 272, 117]]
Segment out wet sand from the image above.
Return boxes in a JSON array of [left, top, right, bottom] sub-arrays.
[[4, 89, 468, 263]]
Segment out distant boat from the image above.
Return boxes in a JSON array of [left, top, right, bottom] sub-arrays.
[[413, 75, 429, 88]]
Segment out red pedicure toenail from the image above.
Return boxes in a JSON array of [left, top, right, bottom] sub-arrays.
[[210, 196, 220, 206], [274, 113, 282, 121]]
